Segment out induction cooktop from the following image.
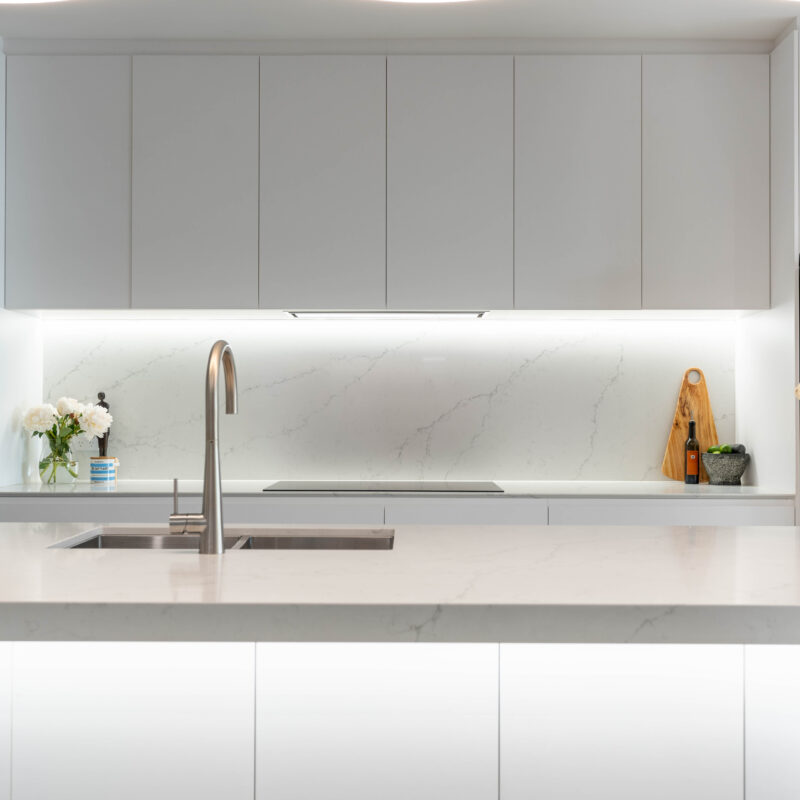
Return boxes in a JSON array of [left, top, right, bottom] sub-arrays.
[[263, 481, 503, 493]]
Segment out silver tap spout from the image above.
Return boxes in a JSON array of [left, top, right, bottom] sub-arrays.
[[170, 340, 238, 555]]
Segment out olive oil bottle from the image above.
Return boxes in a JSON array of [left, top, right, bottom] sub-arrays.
[[685, 419, 700, 484]]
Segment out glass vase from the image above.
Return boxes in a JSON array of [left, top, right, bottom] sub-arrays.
[[39, 451, 79, 484]]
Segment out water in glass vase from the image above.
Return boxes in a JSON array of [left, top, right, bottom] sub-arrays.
[[39, 448, 79, 484]]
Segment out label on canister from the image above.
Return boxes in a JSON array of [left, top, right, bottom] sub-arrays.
[[90, 457, 117, 483]]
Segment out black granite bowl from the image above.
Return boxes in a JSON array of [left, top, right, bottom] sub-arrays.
[[701, 453, 751, 486]]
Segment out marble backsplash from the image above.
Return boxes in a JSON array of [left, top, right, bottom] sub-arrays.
[[42, 317, 735, 481]]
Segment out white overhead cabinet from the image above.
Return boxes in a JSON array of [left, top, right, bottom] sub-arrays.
[[11, 642, 255, 800], [5, 56, 131, 309], [260, 56, 386, 310], [500, 644, 744, 800], [387, 56, 513, 310], [132, 56, 259, 308], [642, 55, 769, 309], [515, 56, 642, 309], [256, 643, 499, 800]]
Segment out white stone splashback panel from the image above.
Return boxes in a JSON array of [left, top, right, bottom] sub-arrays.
[[42, 318, 735, 481]]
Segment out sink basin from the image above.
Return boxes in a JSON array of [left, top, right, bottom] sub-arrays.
[[234, 530, 394, 550], [52, 526, 394, 551]]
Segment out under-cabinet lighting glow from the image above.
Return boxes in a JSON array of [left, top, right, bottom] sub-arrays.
[[288, 311, 486, 320]]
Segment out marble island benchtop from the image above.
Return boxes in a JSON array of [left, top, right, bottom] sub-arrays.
[[1, 520, 800, 644], [0, 479, 792, 499]]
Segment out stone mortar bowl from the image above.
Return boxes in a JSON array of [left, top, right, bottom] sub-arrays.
[[701, 452, 751, 486]]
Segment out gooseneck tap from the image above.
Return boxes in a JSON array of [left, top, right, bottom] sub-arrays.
[[170, 340, 238, 555]]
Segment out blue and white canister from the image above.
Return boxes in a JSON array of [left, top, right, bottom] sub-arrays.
[[90, 456, 118, 484]]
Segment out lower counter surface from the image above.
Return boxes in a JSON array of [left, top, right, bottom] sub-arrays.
[[1, 521, 800, 643]]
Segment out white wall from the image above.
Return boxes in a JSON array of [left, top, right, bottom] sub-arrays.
[[41, 316, 735, 482], [0, 51, 43, 486], [735, 30, 798, 494]]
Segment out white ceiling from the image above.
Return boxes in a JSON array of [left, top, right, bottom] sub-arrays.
[[0, 0, 796, 42]]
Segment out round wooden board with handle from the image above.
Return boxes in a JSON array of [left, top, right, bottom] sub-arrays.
[[661, 367, 719, 483]]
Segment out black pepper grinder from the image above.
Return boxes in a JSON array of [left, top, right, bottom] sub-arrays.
[[97, 392, 110, 457]]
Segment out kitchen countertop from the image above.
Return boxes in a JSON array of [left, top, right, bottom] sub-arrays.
[[0, 479, 792, 499], [2, 520, 800, 643]]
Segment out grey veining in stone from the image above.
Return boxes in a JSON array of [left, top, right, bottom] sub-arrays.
[[41, 318, 736, 480]]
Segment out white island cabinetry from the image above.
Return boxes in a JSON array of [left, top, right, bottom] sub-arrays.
[[255, 643, 499, 800], [10, 643, 255, 800], [745, 646, 800, 800], [500, 644, 744, 800]]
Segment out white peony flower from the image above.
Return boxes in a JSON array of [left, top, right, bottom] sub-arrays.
[[56, 397, 85, 417], [22, 404, 58, 434], [80, 404, 113, 438]]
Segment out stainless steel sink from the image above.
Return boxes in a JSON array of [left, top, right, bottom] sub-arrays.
[[233, 530, 394, 550], [52, 526, 395, 551]]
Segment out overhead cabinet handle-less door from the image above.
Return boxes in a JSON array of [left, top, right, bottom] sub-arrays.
[[259, 56, 387, 311], [387, 56, 514, 311], [642, 54, 770, 310], [5, 56, 132, 310], [132, 56, 259, 309]]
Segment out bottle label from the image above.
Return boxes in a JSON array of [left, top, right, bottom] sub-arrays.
[[686, 450, 699, 476]]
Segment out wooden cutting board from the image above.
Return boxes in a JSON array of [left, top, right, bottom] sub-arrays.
[[661, 367, 719, 483]]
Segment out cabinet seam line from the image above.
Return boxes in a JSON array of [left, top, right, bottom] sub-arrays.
[[640, 54, 644, 310], [742, 645, 746, 800], [253, 642, 257, 800], [385, 55, 388, 310], [129, 55, 133, 309], [497, 643, 501, 800]]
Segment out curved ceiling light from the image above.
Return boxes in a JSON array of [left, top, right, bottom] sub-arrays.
[[374, 0, 478, 4]]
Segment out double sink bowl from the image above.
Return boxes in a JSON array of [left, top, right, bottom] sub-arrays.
[[52, 527, 395, 552]]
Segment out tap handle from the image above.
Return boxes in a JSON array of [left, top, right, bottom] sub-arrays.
[[173, 479, 179, 515]]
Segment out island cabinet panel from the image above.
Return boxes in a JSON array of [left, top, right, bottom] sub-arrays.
[[514, 55, 642, 309], [500, 644, 744, 800], [260, 56, 386, 310], [0, 645, 9, 800], [387, 56, 513, 310], [5, 56, 131, 309], [745, 646, 800, 800], [132, 56, 259, 308], [256, 643, 499, 800], [642, 55, 769, 309], [11, 643, 255, 800]]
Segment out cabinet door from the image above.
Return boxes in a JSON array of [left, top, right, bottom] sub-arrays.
[[11, 642, 255, 800], [0, 644, 9, 800], [515, 56, 641, 309], [260, 56, 386, 309], [546, 498, 795, 526], [132, 56, 259, 308], [384, 498, 547, 525], [501, 644, 743, 800], [224, 497, 385, 524], [6, 56, 131, 309], [642, 55, 769, 309], [745, 646, 800, 800], [256, 643, 498, 800], [387, 56, 513, 310]]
